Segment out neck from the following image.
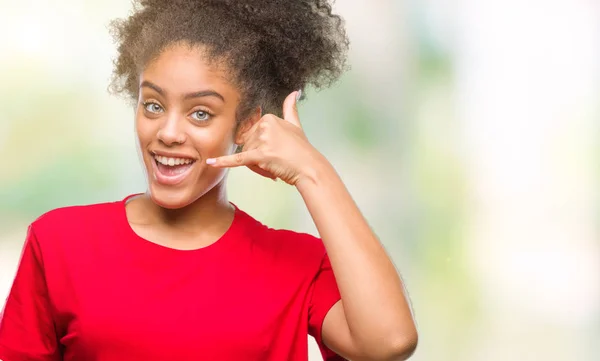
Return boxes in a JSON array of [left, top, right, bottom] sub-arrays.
[[137, 179, 234, 233]]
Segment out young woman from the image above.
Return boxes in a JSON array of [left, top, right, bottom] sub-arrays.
[[0, 1, 417, 360]]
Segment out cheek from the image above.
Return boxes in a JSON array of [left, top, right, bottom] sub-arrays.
[[134, 115, 155, 143], [190, 124, 237, 155]]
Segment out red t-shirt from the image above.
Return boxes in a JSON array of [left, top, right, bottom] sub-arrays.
[[0, 195, 344, 361]]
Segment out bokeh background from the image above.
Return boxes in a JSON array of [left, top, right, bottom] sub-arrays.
[[1, 0, 599, 360]]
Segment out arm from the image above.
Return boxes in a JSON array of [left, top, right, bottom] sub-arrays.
[[297, 157, 417, 361], [207, 90, 418, 360], [0, 226, 61, 361]]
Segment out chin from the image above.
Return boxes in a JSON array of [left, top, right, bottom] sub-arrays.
[[146, 174, 227, 210], [148, 185, 198, 210]]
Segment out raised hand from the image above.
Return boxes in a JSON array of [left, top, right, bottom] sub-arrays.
[[206, 91, 325, 186]]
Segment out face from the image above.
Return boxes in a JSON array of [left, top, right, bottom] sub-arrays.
[[135, 43, 248, 209]]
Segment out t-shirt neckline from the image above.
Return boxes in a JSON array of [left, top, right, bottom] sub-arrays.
[[118, 193, 243, 255]]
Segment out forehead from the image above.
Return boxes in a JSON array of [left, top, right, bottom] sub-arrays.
[[140, 43, 237, 101]]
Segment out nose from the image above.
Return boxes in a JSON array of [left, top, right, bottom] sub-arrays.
[[157, 112, 187, 146]]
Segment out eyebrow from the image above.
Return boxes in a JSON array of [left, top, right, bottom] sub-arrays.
[[140, 81, 225, 102]]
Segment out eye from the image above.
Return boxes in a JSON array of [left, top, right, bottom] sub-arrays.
[[191, 110, 211, 122], [143, 101, 163, 114]]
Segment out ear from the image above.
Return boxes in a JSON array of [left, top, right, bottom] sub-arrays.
[[235, 106, 262, 145]]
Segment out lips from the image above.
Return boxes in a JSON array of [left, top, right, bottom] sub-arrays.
[[150, 153, 197, 186]]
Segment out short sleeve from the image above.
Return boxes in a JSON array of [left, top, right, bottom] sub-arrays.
[[308, 253, 345, 361], [0, 225, 61, 361]]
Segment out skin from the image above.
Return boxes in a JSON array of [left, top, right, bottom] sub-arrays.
[[126, 43, 418, 360], [127, 43, 251, 249]]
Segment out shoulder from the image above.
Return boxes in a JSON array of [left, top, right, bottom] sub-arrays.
[[235, 208, 327, 267], [17, 199, 125, 267], [30, 198, 122, 238], [268, 228, 326, 257]]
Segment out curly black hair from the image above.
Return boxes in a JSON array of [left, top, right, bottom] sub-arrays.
[[108, 0, 349, 119]]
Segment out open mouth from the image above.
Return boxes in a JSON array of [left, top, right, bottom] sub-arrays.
[[151, 154, 197, 185]]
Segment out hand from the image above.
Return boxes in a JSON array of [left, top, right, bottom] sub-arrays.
[[206, 91, 323, 186]]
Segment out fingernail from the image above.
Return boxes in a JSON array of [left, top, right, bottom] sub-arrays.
[[206, 158, 216, 165], [295, 89, 302, 102]]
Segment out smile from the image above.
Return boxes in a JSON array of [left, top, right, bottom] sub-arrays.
[[154, 155, 194, 166], [151, 153, 197, 186]]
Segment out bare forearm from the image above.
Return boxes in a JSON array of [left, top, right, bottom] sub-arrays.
[[296, 158, 417, 353]]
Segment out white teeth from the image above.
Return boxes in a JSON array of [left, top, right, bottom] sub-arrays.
[[153, 154, 194, 166]]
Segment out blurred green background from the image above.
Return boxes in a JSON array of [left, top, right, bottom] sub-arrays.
[[1, 1, 598, 360]]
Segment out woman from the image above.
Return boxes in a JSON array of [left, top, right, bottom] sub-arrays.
[[0, 1, 417, 360]]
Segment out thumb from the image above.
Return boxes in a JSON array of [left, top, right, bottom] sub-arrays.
[[282, 90, 302, 128]]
